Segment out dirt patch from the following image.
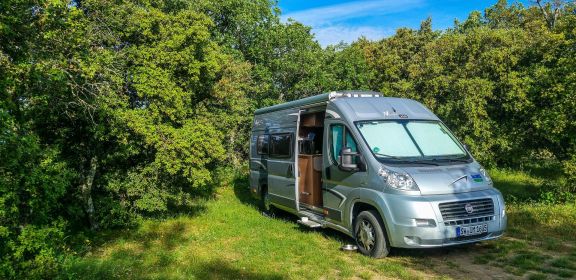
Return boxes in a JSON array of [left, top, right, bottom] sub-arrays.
[[390, 237, 576, 280], [394, 242, 520, 279]]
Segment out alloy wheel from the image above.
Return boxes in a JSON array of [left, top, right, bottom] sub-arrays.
[[357, 219, 375, 251]]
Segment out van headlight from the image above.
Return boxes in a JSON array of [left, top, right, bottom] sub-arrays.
[[378, 167, 419, 191], [479, 167, 493, 185]]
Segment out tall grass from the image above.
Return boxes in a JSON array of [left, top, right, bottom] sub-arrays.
[[59, 184, 421, 279], [58, 168, 575, 279]]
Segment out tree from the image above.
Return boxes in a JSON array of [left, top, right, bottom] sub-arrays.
[[533, 0, 574, 28]]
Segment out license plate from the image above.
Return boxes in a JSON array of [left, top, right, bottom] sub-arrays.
[[456, 224, 488, 237]]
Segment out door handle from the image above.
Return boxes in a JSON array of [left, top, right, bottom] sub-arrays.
[[287, 164, 293, 178]]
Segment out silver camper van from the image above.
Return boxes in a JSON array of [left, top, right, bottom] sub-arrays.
[[249, 91, 506, 258]]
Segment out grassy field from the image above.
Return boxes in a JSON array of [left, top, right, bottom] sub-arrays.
[[59, 170, 576, 279]]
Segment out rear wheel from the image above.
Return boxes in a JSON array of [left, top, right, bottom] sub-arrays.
[[354, 210, 390, 258]]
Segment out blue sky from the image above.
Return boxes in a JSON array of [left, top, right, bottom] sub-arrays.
[[278, 0, 524, 46]]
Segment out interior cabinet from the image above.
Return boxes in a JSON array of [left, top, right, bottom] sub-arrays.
[[298, 155, 322, 207], [300, 112, 323, 127]]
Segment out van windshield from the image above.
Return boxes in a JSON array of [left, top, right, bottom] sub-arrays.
[[355, 120, 469, 162]]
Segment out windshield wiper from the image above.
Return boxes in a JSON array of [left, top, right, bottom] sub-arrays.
[[405, 160, 439, 166], [375, 153, 440, 166], [435, 157, 470, 163], [374, 153, 402, 159]]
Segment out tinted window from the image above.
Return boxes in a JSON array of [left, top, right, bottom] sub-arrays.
[[270, 134, 292, 157], [257, 135, 269, 155], [330, 124, 358, 164]]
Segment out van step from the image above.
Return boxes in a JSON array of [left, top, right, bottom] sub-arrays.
[[297, 218, 322, 228]]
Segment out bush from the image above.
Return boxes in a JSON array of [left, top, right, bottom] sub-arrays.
[[2, 222, 69, 279]]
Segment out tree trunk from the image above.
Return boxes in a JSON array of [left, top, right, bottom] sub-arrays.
[[80, 156, 98, 230]]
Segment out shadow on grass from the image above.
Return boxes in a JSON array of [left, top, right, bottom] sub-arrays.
[[231, 173, 357, 246], [505, 204, 576, 243], [493, 176, 540, 202], [232, 173, 260, 208], [194, 259, 285, 280], [391, 242, 482, 258], [63, 216, 285, 280], [520, 160, 564, 180], [65, 254, 285, 280]]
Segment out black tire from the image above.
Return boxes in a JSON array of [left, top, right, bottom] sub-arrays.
[[354, 210, 390, 258]]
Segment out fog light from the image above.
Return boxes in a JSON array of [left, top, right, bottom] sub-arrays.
[[414, 219, 437, 227], [404, 236, 422, 245]]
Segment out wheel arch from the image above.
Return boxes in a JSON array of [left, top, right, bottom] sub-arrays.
[[349, 199, 392, 244]]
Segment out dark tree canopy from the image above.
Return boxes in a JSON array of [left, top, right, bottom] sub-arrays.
[[1, 0, 575, 278]]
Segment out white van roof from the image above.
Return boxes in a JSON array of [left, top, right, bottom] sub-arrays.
[[255, 91, 438, 121]]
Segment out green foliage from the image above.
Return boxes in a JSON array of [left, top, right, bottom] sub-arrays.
[[2, 0, 576, 278], [359, 1, 576, 178], [2, 0, 257, 276], [8, 221, 69, 279], [0, 107, 73, 279], [325, 41, 375, 91]]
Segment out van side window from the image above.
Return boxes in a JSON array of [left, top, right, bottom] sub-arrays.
[[330, 124, 358, 164], [270, 133, 292, 158], [257, 135, 269, 155]]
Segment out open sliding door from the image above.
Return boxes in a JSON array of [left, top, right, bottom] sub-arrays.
[[266, 109, 300, 212]]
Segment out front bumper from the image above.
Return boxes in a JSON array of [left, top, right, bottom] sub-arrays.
[[381, 189, 507, 248]]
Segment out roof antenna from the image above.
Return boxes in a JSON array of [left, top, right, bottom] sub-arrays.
[[391, 106, 397, 113]]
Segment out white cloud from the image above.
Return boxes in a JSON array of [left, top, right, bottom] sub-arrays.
[[282, 0, 425, 47], [282, 0, 425, 26], [313, 25, 394, 46]]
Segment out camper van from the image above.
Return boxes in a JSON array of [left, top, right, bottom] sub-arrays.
[[249, 91, 506, 258]]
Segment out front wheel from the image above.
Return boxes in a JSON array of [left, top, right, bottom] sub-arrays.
[[354, 210, 390, 258]]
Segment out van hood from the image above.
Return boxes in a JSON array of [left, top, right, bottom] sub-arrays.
[[401, 163, 492, 195]]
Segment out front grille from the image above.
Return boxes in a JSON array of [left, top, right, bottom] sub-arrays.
[[444, 216, 494, 226], [439, 198, 494, 221]]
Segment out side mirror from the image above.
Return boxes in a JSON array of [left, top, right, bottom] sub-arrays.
[[340, 147, 359, 171]]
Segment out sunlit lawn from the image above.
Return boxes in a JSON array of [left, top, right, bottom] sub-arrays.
[[474, 169, 576, 279], [59, 170, 575, 279], [60, 184, 421, 279]]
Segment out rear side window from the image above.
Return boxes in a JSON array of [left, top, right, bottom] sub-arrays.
[[257, 135, 269, 155], [270, 134, 292, 158]]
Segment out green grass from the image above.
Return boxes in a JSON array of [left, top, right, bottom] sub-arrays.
[[58, 168, 575, 279], [474, 169, 576, 278], [59, 184, 421, 279], [489, 168, 544, 201], [551, 257, 576, 270], [527, 273, 548, 280]]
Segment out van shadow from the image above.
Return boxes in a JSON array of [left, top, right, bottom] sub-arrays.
[[232, 173, 260, 207], [231, 173, 358, 245], [231, 177, 300, 227], [390, 242, 483, 258], [230, 173, 497, 259]]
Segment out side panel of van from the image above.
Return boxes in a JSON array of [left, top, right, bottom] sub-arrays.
[[322, 115, 369, 226], [249, 132, 268, 199], [252, 108, 300, 212]]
